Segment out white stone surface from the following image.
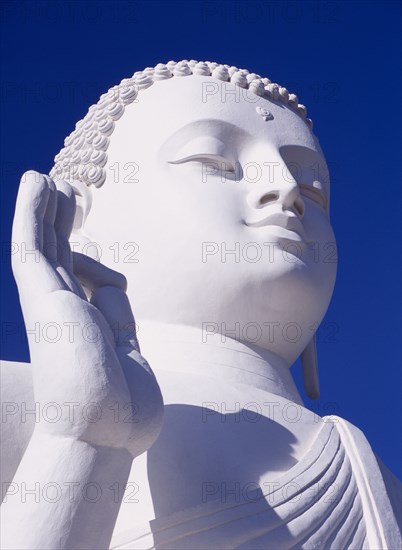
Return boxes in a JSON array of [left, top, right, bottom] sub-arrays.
[[0, 61, 400, 549]]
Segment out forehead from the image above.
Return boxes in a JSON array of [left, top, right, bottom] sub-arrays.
[[108, 75, 326, 168]]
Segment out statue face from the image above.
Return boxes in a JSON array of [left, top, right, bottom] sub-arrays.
[[84, 76, 337, 364]]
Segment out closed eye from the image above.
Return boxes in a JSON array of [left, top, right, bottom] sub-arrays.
[[299, 184, 328, 210], [168, 154, 236, 173]]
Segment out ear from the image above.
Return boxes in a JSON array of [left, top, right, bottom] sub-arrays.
[[68, 180, 93, 232]]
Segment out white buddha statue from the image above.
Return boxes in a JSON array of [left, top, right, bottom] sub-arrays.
[[1, 61, 400, 550]]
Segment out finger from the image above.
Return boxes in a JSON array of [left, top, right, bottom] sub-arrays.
[[90, 286, 139, 353], [42, 176, 58, 263], [73, 252, 127, 294], [51, 179, 87, 299], [54, 179, 75, 272], [12, 171, 68, 298], [12, 171, 49, 255], [74, 254, 133, 351]]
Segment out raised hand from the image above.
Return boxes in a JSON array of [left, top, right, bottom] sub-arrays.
[[11, 171, 164, 456]]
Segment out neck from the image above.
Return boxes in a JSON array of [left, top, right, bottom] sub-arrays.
[[136, 321, 303, 405]]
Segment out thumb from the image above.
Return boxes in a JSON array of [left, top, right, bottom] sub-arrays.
[[72, 251, 127, 293]]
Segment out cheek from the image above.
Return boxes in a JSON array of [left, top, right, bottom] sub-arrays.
[[148, 176, 245, 236], [301, 208, 337, 292], [303, 204, 335, 247]]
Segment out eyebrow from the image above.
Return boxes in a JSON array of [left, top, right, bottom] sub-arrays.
[[280, 144, 329, 176], [279, 144, 326, 162], [159, 119, 327, 182], [160, 118, 251, 156]]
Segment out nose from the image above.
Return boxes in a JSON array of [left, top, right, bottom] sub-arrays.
[[248, 179, 305, 218]]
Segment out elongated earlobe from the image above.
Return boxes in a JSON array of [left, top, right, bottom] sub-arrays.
[[301, 334, 320, 400]]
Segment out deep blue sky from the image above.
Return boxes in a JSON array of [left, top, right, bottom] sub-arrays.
[[1, 1, 401, 478]]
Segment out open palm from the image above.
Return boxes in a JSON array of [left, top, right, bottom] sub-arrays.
[[11, 171, 163, 456]]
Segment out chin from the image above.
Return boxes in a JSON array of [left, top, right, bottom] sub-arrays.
[[222, 273, 334, 360], [123, 253, 335, 361]]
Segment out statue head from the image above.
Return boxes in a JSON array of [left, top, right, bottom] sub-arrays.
[[51, 61, 337, 367]]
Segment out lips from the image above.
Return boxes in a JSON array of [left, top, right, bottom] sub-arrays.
[[244, 210, 309, 241]]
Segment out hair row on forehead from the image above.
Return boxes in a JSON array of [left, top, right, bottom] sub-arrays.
[[50, 60, 313, 189]]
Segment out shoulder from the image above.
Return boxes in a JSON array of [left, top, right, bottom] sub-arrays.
[[326, 415, 401, 549]]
